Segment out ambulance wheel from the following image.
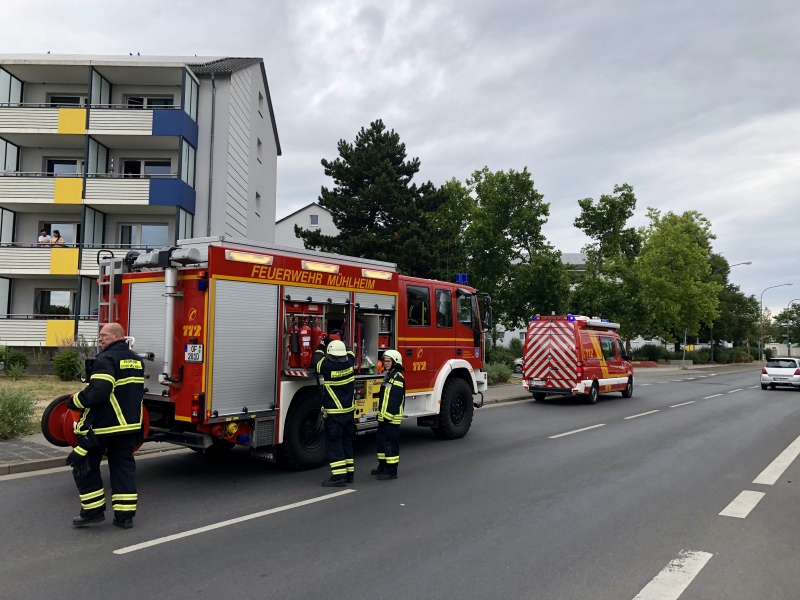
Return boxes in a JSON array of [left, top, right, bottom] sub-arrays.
[[40, 395, 73, 447], [621, 378, 633, 398], [586, 381, 599, 404], [433, 377, 474, 439], [532, 392, 546, 402], [278, 388, 327, 470]]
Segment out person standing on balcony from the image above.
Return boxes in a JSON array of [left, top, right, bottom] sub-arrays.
[[37, 230, 51, 246], [50, 230, 65, 246]]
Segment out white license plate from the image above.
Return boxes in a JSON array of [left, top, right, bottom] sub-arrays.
[[774, 377, 788, 381], [185, 344, 204, 363], [530, 379, 545, 387]]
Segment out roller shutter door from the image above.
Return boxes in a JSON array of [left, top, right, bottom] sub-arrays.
[[283, 285, 350, 305], [355, 292, 396, 310], [128, 282, 168, 394]]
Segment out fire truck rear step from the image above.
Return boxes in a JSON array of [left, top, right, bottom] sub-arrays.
[[147, 426, 213, 449]]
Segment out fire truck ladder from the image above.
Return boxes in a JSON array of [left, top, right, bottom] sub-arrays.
[[97, 255, 123, 337]]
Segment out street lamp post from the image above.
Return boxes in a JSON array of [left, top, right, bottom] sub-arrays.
[[710, 262, 753, 362], [760, 283, 794, 361]]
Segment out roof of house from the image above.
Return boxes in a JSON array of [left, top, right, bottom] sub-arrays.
[[561, 252, 586, 266], [276, 202, 331, 225]]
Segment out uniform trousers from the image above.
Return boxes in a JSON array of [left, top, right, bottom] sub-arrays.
[[325, 413, 356, 479], [72, 433, 138, 520], [375, 421, 400, 476]]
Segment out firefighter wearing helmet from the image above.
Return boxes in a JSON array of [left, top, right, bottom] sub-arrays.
[[313, 338, 357, 487], [372, 349, 405, 480]]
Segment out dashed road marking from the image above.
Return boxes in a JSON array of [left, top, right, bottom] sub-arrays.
[[753, 433, 800, 485], [670, 401, 696, 408], [719, 490, 765, 518], [703, 394, 722, 399], [685, 378, 696, 380], [632, 549, 713, 600], [641, 383, 652, 386], [114, 489, 356, 554], [747, 386, 759, 389], [549, 424, 605, 439], [624, 410, 660, 420], [727, 389, 743, 394]]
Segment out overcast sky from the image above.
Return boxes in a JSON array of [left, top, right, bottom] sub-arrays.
[[6, 0, 799, 313]]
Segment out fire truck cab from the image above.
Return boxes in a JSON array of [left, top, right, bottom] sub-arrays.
[[521, 314, 634, 404], [44, 237, 490, 470]]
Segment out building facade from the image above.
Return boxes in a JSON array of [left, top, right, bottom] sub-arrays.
[[274, 202, 336, 248], [0, 54, 280, 346]]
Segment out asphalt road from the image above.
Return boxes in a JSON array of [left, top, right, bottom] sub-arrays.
[[2, 366, 799, 600]]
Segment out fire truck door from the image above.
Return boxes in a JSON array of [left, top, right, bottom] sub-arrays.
[[209, 279, 279, 416], [401, 283, 436, 390]]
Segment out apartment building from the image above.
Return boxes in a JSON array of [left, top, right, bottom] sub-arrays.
[[0, 54, 280, 347]]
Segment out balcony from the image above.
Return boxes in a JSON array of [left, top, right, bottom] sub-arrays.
[[0, 106, 86, 135], [0, 316, 80, 347], [85, 175, 195, 212], [0, 245, 79, 275], [0, 173, 83, 205], [88, 107, 198, 146]]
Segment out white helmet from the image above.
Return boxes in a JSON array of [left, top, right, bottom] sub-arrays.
[[383, 349, 403, 368], [327, 340, 347, 357]]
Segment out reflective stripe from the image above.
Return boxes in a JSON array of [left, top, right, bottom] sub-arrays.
[[347, 466, 354, 472], [323, 406, 355, 415], [71, 393, 84, 409], [331, 468, 347, 475], [330, 460, 347, 467], [79, 489, 105, 501], [109, 393, 127, 427], [116, 377, 145, 386], [377, 453, 386, 459], [385, 457, 400, 464], [326, 376, 355, 386], [77, 421, 142, 435], [76, 407, 90, 433], [113, 505, 137, 512], [82, 498, 106, 510], [74, 446, 88, 457], [391, 380, 404, 387], [345, 459, 354, 464], [111, 494, 138, 501], [90, 373, 116, 385]]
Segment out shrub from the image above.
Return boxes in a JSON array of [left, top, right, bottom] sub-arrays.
[[2, 348, 29, 374], [508, 337, 523, 358], [0, 388, 37, 440], [486, 346, 516, 368], [485, 363, 512, 385], [32, 345, 49, 377], [3, 363, 27, 380], [53, 349, 81, 381], [634, 344, 670, 362]]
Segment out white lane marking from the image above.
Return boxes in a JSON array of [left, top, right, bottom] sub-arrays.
[[703, 394, 722, 399], [670, 401, 696, 408], [0, 449, 192, 482], [549, 424, 605, 439], [671, 380, 685, 382], [727, 389, 743, 394], [697, 376, 707, 378], [685, 378, 696, 380], [748, 386, 759, 389], [719, 490, 766, 518], [114, 489, 356, 555], [624, 410, 660, 420], [753, 433, 800, 485], [632, 549, 713, 600], [657, 381, 669, 384], [641, 383, 652, 386]]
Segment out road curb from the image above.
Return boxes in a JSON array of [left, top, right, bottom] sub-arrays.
[[0, 445, 180, 476]]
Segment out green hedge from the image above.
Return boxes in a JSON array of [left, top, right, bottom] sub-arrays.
[[486, 346, 516, 368], [633, 344, 757, 364], [53, 349, 81, 381], [0, 388, 37, 440], [485, 363, 512, 385], [1, 347, 30, 373]]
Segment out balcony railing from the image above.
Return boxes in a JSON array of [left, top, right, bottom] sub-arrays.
[[0, 315, 87, 347], [0, 244, 175, 276]]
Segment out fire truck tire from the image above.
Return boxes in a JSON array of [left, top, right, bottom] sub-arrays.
[[621, 378, 633, 398], [278, 389, 327, 470], [586, 381, 599, 404], [41, 395, 73, 447], [433, 377, 474, 439], [531, 392, 547, 402]]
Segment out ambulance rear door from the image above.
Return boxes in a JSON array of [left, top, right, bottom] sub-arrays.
[[526, 319, 578, 391]]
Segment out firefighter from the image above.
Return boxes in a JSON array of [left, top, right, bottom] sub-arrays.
[[372, 349, 405, 480], [409, 297, 427, 326], [313, 338, 357, 487], [65, 323, 144, 528]]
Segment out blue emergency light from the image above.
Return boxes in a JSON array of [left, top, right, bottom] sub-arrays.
[[531, 314, 540, 321], [455, 273, 469, 285], [567, 314, 576, 321]]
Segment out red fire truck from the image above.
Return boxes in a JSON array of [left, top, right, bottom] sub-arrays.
[[521, 314, 633, 404], [42, 237, 490, 469]]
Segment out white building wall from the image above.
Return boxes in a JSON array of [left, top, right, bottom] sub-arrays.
[[274, 204, 338, 248], [224, 68, 251, 238], [246, 64, 276, 242]]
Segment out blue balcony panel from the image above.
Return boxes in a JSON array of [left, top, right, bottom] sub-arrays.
[[151, 110, 199, 147], [149, 179, 196, 214]]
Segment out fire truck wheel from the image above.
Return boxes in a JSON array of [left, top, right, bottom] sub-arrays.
[[278, 389, 327, 470], [621, 378, 633, 398], [433, 377, 474, 440], [586, 381, 599, 404], [531, 392, 546, 402], [40, 395, 73, 447]]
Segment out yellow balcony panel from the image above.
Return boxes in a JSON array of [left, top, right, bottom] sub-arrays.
[[49, 247, 79, 275], [57, 108, 86, 134], [46, 319, 76, 346], [54, 177, 83, 204]]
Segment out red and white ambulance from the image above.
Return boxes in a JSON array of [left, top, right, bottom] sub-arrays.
[[521, 314, 633, 403]]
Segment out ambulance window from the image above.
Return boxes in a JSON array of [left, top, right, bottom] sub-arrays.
[[407, 285, 430, 327], [435, 289, 453, 328], [615, 339, 626, 359], [600, 337, 615, 359]]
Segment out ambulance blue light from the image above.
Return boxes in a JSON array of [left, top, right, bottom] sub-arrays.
[[567, 314, 575, 321], [237, 433, 250, 445], [531, 315, 538, 321], [455, 273, 469, 285], [601, 318, 609, 322]]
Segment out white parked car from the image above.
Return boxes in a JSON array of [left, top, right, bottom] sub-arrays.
[[761, 358, 800, 390], [513, 358, 522, 374]]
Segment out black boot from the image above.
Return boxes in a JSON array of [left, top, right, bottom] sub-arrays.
[[377, 472, 397, 480], [370, 464, 384, 476], [73, 513, 105, 527], [322, 477, 347, 488], [346, 473, 354, 484], [113, 517, 134, 529]]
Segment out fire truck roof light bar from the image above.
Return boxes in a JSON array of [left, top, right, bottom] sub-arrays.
[[225, 250, 274, 265], [362, 269, 392, 280], [302, 260, 339, 274]]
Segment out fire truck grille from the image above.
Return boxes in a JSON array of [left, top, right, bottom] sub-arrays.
[[254, 418, 276, 448]]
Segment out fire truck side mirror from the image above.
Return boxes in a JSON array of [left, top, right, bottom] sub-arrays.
[[482, 296, 493, 331]]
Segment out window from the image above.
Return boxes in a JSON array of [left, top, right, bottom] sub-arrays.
[[123, 159, 172, 178], [600, 337, 615, 360], [86, 138, 108, 175], [48, 95, 85, 107], [0, 68, 23, 105], [257, 138, 262, 161], [182, 72, 199, 121], [0, 137, 19, 171], [766, 359, 798, 369], [258, 91, 264, 111], [0, 277, 9, 317], [435, 289, 453, 328], [180, 141, 196, 187], [457, 292, 475, 329], [126, 97, 174, 109], [309, 214, 319, 227], [615, 339, 627, 359], [177, 208, 193, 241], [38, 290, 73, 316], [41, 222, 79, 245], [90, 70, 111, 106], [83, 207, 105, 247], [519, 332, 525, 341], [255, 193, 261, 216], [79, 276, 98, 317], [46, 159, 80, 176], [0, 208, 14, 243], [407, 285, 430, 327], [119, 224, 169, 247]]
